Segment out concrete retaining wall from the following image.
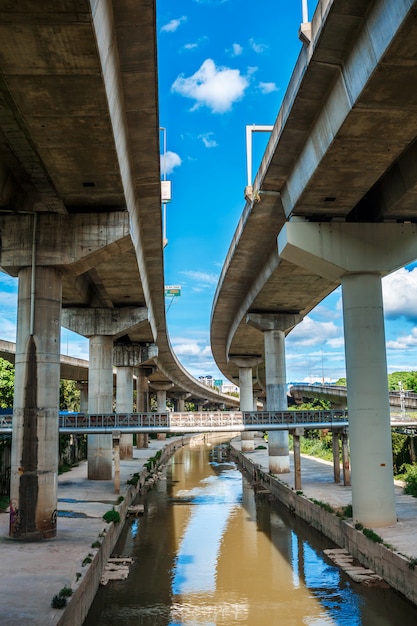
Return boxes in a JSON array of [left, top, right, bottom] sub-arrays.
[[232, 448, 417, 607]]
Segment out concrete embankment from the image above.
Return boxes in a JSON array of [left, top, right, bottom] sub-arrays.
[[231, 436, 417, 607]]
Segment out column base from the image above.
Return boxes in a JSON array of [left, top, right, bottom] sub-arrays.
[[268, 455, 290, 474], [241, 432, 254, 451]]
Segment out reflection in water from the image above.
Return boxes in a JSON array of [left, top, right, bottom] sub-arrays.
[[83, 443, 417, 626]]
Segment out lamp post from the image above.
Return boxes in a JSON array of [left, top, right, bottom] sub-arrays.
[[159, 127, 171, 248], [299, 0, 311, 45]]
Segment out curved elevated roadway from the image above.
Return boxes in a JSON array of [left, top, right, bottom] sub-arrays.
[[0, 1, 237, 409], [211, 0, 417, 389]]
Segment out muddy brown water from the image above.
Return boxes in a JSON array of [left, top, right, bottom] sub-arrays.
[[83, 443, 417, 625]]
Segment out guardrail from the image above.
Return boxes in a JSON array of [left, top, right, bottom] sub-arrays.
[[0, 410, 349, 434]]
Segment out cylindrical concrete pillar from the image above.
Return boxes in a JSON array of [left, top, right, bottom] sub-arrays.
[[10, 266, 62, 540], [332, 430, 340, 484], [116, 366, 134, 460], [342, 273, 396, 526], [342, 431, 351, 486], [265, 329, 290, 473], [88, 335, 114, 480], [77, 382, 88, 413], [157, 389, 167, 412], [239, 366, 254, 451], [136, 369, 149, 448]]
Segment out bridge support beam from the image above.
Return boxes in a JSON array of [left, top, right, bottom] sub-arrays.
[[278, 221, 417, 527], [230, 356, 261, 451], [10, 266, 62, 540], [247, 313, 302, 473]]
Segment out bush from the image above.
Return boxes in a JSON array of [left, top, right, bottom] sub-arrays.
[[103, 508, 120, 524], [51, 594, 67, 609], [403, 464, 417, 497]]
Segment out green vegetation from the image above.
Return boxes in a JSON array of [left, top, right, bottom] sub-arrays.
[[362, 527, 383, 543], [103, 508, 120, 524], [82, 554, 93, 566], [59, 379, 80, 411], [91, 540, 101, 549], [310, 498, 334, 513], [402, 464, 417, 497], [0, 357, 14, 408], [290, 430, 334, 463], [127, 472, 140, 486], [51, 585, 73, 609]]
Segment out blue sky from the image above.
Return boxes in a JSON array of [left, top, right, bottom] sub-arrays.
[[2, 0, 417, 386]]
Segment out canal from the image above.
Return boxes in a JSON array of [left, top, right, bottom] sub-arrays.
[[84, 442, 417, 625]]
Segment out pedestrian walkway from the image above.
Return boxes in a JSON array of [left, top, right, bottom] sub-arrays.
[[231, 435, 417, 561], [0, 438, 179, 626]]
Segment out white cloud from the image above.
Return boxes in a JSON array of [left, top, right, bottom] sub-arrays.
[[231, 43, 243, 56], [199, 132, 218, 148], [171, 59, 249, 113], [258, 81, 278, 94], [386, 327, 417, 350], [249, 38, 268, 54], [161, 150, 182, 175], [383, 267, 417, 320], [287, 316, 341, 348], [180, 270, 218, 287], [160, 16, 187, 33], [184, 43, 198, 50]]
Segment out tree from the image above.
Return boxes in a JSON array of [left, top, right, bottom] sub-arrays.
[[0, 358, 14, 408], [59, 380, 80, 412]]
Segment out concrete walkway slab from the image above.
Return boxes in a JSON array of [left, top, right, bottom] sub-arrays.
[[0, 438, 177, 626]]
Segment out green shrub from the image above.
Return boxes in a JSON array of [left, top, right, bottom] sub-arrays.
[[127, 473, 140, 486], [59, 585, 73, 598], [362, 527, 383, 543], [103, 508, 120, 524], [51, 594, 67, 609], [91, 540, 101, 549], [403, 464, 417, 497]]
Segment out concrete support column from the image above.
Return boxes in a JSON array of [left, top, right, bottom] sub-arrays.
[[247, 313, 302, 473], [230, 356, 261, 452], [332, 430, 340, 484], [116, 366, 134, 460], [77, 382, 88, 413], [153, 382, 172, 441], [136, 368, 151, 448], [10, 266, 62, 540], [293, 428, 304, 491], [88, 335, 114, 480], [342, 272, 395, 525], [278, 222, 413, 526], [342, 430, 351, 486]]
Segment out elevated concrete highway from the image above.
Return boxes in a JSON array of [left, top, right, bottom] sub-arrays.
[[0, 1, 238, 541], [211, 0, 417, 386], [211, 0, 417, 527], [0, 2, 237, 410]]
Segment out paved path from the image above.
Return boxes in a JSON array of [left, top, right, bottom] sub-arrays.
[[232, 435, 417, 561], [0, 438, 176, 626]]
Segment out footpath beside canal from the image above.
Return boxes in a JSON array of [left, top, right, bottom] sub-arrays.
[[231, 435, 417, 608], [0, 436, 188, 626]]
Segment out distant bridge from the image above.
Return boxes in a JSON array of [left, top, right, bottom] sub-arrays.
[[0, 410, 416, 435], [290, 384, 417, 410]]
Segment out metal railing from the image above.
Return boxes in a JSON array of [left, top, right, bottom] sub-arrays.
[[0, 410, 349, 434]]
